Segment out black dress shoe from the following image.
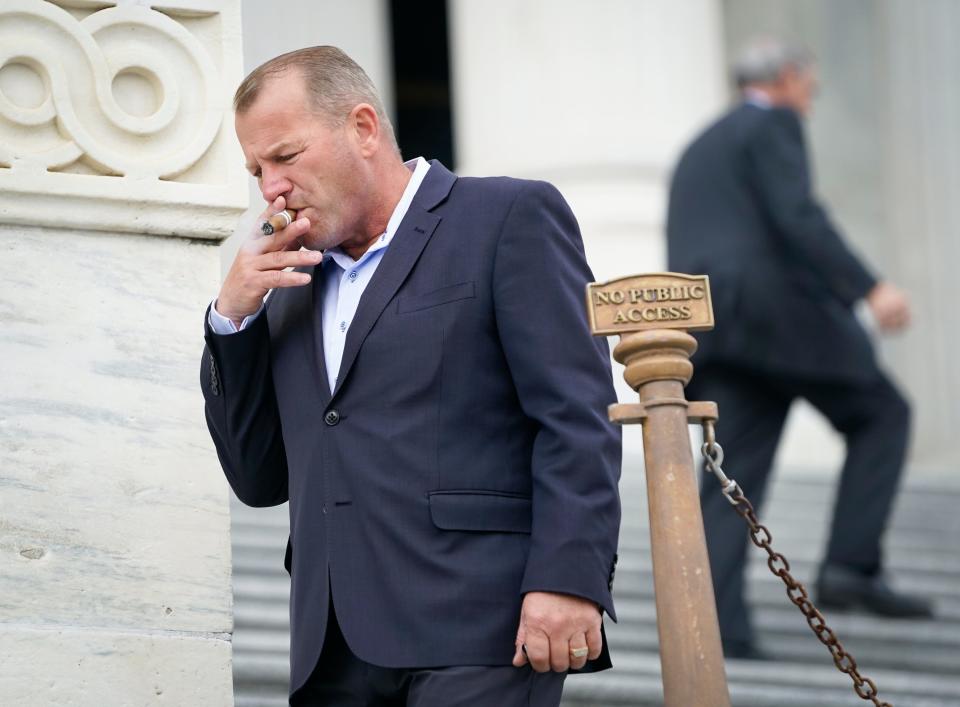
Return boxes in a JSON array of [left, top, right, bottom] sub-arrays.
[[816, 564, 934, 618], [721, 638, 771, 661]]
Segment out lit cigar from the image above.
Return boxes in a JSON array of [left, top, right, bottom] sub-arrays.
[[261, 209, 295, 235]]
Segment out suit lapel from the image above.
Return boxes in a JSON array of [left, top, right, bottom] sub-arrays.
[[268, 263, 331, 405], [330, 161, 456, 400], [331, 209, 440, 400]]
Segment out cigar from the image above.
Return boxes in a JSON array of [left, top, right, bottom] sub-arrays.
[[261, 209, 295, 235]]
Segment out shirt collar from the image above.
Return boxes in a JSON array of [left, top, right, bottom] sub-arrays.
[[326, 157, 431, 270], [743, 87, 773, 109]]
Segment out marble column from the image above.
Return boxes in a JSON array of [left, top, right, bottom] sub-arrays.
[[877, 0, 960, 468], [0, 1, 246, 703], [448, 0, 727, 455]]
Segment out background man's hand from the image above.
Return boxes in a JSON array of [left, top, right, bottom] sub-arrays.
[[866, 281, 911, 333], [215, 195, 321, 327], [512, 591, 603, 673]]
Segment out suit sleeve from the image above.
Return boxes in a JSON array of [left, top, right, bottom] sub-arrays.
[[747, 108, 877, 305], [201, 305, 289, 507], [492, 180, 622, 618]]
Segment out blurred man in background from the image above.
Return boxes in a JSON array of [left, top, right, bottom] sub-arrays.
[[667, 36, 932, 660]]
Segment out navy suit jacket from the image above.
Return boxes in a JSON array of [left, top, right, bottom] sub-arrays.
[[201, 161, 622, 693], [667, 104, 879, 383]]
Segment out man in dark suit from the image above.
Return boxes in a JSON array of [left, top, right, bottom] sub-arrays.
[[200, 46, 621, 705], [667, 38, 932, 659]]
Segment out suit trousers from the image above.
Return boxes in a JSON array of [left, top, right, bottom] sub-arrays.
[[688, 362, 910, 645], [290, 600, 567, 707]]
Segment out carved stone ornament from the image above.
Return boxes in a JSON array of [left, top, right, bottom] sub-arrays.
[[0, 0, 246, 239]]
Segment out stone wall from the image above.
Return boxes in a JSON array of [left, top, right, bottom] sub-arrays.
[[0, 1, 245, 704], [448, 0, 727, 457]]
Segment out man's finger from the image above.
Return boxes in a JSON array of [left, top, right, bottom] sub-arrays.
[[524, 633, 551, 673], [585, 621, 603, 661], [255, 216, 311, 254], [258, 270, 312, 290], [242, 196, 288, 252], [512, 641, 528, 668], [256, 249, 322, 272], [256, 195, 287, 226], [568, 632, 589, 670], [512, 625, 528, 668], [282, 238, 309, 253], [549, 633, 570, 673]]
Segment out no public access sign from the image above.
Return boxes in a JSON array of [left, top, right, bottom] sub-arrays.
[[586, 272, 715, 336]]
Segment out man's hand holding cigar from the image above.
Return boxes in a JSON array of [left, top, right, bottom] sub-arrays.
[[214, 195, 322, 329]]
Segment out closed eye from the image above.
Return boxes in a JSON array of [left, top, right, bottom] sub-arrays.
[[248, 151, 299, 179]]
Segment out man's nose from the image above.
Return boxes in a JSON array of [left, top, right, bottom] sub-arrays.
[[260, 170, 291, 203]]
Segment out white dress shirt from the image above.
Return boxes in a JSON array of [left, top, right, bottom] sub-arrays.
[[209, 156, 432, 393]]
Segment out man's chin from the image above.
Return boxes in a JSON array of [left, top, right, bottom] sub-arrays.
[[300, 232, 337, 252]]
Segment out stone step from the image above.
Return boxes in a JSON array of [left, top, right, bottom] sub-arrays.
[[229, 564, 960, 628], [612, 600, 960, 641], [233, 627, 291, 655], [232, 653, 288, 694], [232, 574, 291, 602], [229, 472, 960, 706], [603, 629, 960, 675], [234, 600, 289, 631], [235, 698, 289, 707], [562, 652, 960, 707], [609, 568, 960, 607], [229, 577, 960, 662], [228, 497, 960, 538], [230, 649, 960, 707], [231, 543, 960, 595], [229, 527, 960, 577]]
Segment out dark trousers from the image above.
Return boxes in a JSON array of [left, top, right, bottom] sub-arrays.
[[290, 601, 566, 707], [688, 363, 910, 645]]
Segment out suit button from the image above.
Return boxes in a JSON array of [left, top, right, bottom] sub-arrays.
[[324, 409, 340, 426]]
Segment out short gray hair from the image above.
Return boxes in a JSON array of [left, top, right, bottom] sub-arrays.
[[732, 37, 814, 88], [234, 45, 398, 152]]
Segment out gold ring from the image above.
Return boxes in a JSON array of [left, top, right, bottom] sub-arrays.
[[570, 647, 589, 658]]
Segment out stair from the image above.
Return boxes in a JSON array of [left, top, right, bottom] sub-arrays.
[[230, 460, 960, 706]]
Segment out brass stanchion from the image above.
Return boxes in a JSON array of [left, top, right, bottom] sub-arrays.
[[587, 273, 730, 707]]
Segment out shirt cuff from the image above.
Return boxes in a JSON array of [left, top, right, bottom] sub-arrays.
[[208, 298, 264, 335]]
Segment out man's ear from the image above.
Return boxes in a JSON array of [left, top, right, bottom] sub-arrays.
[[349, 103, 380, 157]]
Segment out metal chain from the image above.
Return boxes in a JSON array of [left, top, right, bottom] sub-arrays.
[[701, 421, 892, 707]]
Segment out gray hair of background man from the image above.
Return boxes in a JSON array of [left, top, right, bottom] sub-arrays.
[[234, 45, 399, 153], [732, 37, 814, 89]]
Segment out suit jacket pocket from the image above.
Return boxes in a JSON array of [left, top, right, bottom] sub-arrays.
[[398, 281, 476, 314], [427, 490, 531, 533]]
